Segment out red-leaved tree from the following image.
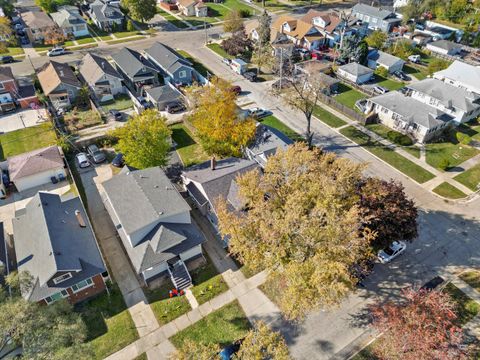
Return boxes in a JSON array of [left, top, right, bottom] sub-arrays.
[[370, 288, 467, 360]]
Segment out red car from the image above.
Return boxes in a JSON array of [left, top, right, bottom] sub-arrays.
[[230, 85, 241, 95]]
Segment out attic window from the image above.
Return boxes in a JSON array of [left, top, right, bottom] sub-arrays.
[[53, 272, 73, 284]]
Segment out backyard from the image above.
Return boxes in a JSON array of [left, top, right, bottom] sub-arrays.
[[101, 94, 134, 112], [145, 282, 191, 325], [372, 75, 405, 91], [170, 123, 210, 167], [170, 301, 251, 348], [63, 109, 103, 133], [76, 284, 138, 359], [0, 123, 57, 160], [259, 115, 303, 142], [190, 256, 229, 305], [334, 83, 367, 112]]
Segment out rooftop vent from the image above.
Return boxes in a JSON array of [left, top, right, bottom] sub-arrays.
[[75, 210, 86, 228], [211, 156, 216, 171]]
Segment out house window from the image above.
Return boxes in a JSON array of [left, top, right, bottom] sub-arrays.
[[179, 70, 187, 78], [53, 272, 72, 284], [44, 290, 68, 304], [71, 278, 93, 293], [0, 82, 4, 89]]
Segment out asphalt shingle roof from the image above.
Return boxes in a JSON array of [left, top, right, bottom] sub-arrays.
[[37, 61, 82, 96], [111, 47, 157, 79], [433, 60, 480, 95], [145, 42, 192, 76], [352, 3, 395, 20], [89, 0, 123, 22], [145, 84, 181, 104], [338, 62, 373, 77], [8, 146, 64, 181], [368, 50, 404, 67], [79, 53, 122, 86]]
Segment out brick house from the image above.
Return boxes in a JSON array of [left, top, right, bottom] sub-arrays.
[[13, 192, 107, 305], [0, 67, 40, 112]]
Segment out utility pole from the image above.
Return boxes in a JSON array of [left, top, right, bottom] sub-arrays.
[[204, 19, 208, 45], [279, 47, 283, 89]]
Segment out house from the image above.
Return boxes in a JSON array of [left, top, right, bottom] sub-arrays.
[[405, 78, 480, 123], [426, 40, 462, 56], [245, 124, 293, 168], [365, 91, 454, 143], [351, 3, 401, 33], [13, 192, 107, 305], [271, 15, 324, 50], [88, 0, 124, 31], [294, 59, 339, 94], [182, 157, 259, 243], [8, 146, 66, 192], [145, 84, 183, 110], [37, 61, 82, 110], [144, 42, 198, 86], [367, 49, 405, 73], [300, 10, 345, 47], [176, 0, 207, 17], [337, 62, 374, 84], [111, 47, 160, 94], [20, 10, 56, 44], [50, 6, 89, 38], [0, 67, 40, 111], [79, 53, 124, 103], [245, 19, 260, 41], [102, 166, 206, 286], [433, 60, 480, 95]]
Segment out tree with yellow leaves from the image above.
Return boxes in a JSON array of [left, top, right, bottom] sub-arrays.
[[187, 77, 256, 157], [217, 143, 375, 319]]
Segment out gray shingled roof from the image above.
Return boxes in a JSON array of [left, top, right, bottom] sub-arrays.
[[145, 42, 192, 76], [8, 146, 64, 181], [352, 3, 395, 20], [50, 7, 86, 28], [145, 84, 181, 104], [433, 61, 480, 95], [368, 50, 404, 67], [428, 40, 462, 52], [338, 62, 373, 77], [111, 47, 157, 79], [79, 53, 122, 86], [369, 91, 454, 129], [89, 0, 123, 22], [13, 193, 106, 302], [407, 78, 480, 113], [248, 124, 293, 167]]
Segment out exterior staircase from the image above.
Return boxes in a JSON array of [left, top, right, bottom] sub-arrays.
[[168, 260, 192, 290]]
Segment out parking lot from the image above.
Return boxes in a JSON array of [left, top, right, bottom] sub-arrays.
[[0, 108, 49, 133]]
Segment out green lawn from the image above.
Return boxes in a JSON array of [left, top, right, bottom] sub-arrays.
[[207, 43, 233, 59], [1, 41, 24, 56], [259, 115, 303, 142], [373, 75, 405, 91], [454, 164, 480, 191], [77, 284, 138, 360], [146, 282, 191, 325], [157, 8, 189, 29], [205, 3, 230, 19], [458, 119, 480, 142], [425, 141, 479, 170], [459, 270, 480, 293], [444, 283, 480, 326], [365, 123, 420, 158], [403, 65, 427, 80], [106, 36, 145, 45], [170, 301, 251, 348], [101, 94, 134, 111], [0, 123, 57, 160], [432, 182, 467, 199], [180, 14, 218, 26], [334, 83, 367, 111], [113, 31, 141, 38], [224, 0, 255, 15], [340, 126, 435, 184], [64, 40, 75, 47], [190, 255, 229, 305], [76, 36, 96, 44], [313, 105, 347, 128], [258, 0, 291, 11], [177, 50, 212, 78], [134, 353, 147, 360], [170, 123, 209, 167], [352, 345, 377, 360], [68, 44, 98, 51]]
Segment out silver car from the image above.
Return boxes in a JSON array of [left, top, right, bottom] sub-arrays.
[[87, 144, 106, 164], [377, 241, 407, 264], [75, 152, 90, 168]]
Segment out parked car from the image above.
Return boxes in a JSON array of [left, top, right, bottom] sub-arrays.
[[108, 109, 123, 121], [86, 144, 106, 164], [47, 47, 65, 57], [243, 71, 257, 82], [20, 36, 29, 45], [222, 57, 231, 65], [420, 276, 445, 291], [377, 241, 407, 264], [393, 71, 408, 81], [219, 340, 243, 360], [355, 99, 368, 113], [408, 54, 421, 63], [248, 107, 269, 119], [165, 101, 185, 114], [14, 23, 23, 31], [16, 29, 24, 36], [111, 152, 124, 168], [75, 152, 90, 168], [373, 86, 389, 94], [229, 85, 242, 95], [0, 56, 14, 64]]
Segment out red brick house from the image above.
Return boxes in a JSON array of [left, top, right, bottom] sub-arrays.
[[0, 67, 40, 112], [13, 192, 108, 305]]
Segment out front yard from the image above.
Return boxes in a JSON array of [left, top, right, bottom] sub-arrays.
[[459, 271, 480, 293], [157, 8, 189, 29], [432, 182, 467, 199], [366, 123, 421, 158], [454, 164, 480, 191], [145, 282, 192, 325], [0, 123, 57, 160], [77, 284, 139, 360], [444, 283, 479, 325], [170, 301, 251, 348], [313, 105, 347, 128], [190, 255, 229, 305], [170, 123, 210, 167], [259, 115, 303, 142], [207, 43, 233, 59]]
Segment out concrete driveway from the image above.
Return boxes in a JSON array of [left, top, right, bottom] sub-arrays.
[[0, 108, 49, 133]]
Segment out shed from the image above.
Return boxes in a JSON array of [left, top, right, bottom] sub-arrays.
[[337, 62, 373, 84], [145, 84, 183, 110]]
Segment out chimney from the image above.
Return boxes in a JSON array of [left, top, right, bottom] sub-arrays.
[[75, 210, 87, 228], [210, 156, 216, 171]]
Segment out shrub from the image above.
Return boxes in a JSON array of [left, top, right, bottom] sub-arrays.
[[375, 66, 389, 78], [456, 132, 472, 145], [126, 19, 135, 32], [239, 9, 251, 18], [438, 158, 450, 170]]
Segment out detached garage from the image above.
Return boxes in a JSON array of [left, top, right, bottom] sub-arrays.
[[8, 146, 66, 192]]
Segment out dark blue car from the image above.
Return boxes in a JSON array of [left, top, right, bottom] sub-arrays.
[[219, 340, 242, 360]]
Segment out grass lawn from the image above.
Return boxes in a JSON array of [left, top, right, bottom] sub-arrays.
[[207, 43, 233, 59], [157, 8, 189, 29], [454, 164, 480, 191], [352, 344, 377, 360], [106, 36, 145, 45], [101, 94, 134, 111], [259, 0, 291, 11], [145, 282, 191, 325], [432, 182, 467, 199], [444, 283, 480, 326], [177, 50, 212, 78], [373, 75, 405, 91], [76, 36, 96, 44], [334, 83, 367, 111], [425, 141, 479, 171], [170, 301, 251, 348], [170, 123, 210, 167], [64, 40, 75, 47], [113, 31, 141, 38], [0, 123, 57, 160], [365, 123, 420, 158], [224, 0, 255, 15], [259, 115, 303, 142], [191, 255, 229, 305], [458, 119, 480, 142], [180, 15, 218, 26], [459, 270, 480, 293], [1, 46, 24, 56], [403, 64, 427, 80], [340, 126, 435, 184], [205, 3, 230, 19], [313, 105, 347, 128], [134, 354, 147, 360], [64, 109, 103, 132], [77, 284, 138, 359]]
